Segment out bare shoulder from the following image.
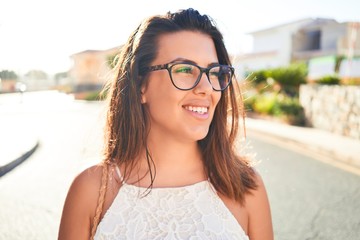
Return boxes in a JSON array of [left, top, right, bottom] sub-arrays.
[[73, 164, 104, 191], [245, 171, 274, 240], [58, 164, 104, 239], [66, 164, 104, 208]]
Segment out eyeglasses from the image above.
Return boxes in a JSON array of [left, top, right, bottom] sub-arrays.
[[143, 62, 234, 91]]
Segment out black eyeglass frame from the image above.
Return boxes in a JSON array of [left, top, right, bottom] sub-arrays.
[[143, 62, 234, 91]]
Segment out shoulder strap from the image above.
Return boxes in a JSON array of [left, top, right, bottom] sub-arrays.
[[115, 165, 125, 184]]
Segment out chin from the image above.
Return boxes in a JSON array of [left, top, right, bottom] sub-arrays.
[[192, 129, 210, 141]]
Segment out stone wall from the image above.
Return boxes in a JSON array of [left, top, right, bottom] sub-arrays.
[[299, 85, 360, 139]]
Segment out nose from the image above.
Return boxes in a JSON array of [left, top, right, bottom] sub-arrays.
[[193, 72, 213, 95]]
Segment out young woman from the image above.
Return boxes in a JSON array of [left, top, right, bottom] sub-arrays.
[[59, 8, 273, 240]]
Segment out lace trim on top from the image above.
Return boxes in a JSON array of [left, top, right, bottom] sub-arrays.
[[94, 166, 249, 240]]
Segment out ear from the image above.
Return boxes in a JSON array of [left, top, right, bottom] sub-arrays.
[[140, 85, 147, 104]]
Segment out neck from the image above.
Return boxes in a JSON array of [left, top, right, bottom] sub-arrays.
[[133, 133, 207, 187]]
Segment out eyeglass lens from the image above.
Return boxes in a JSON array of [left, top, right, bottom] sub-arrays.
[[169, 63, 232, 90]]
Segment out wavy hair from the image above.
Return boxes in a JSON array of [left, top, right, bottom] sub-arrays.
[[102, 8, 257, 204]]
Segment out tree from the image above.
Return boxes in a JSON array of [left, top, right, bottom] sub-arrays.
[[54, 71, 68, 81], [25, 70, 48, 80], [0, 70, 18, 80]]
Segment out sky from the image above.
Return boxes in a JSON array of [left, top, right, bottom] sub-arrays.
[[1, 0, 360, 75]]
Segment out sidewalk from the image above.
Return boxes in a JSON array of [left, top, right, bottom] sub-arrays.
[[0, 121, 39, 177], [246, 117, 360, 170], [0, 90, 72, 177]]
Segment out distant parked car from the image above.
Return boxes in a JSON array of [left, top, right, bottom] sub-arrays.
[[15, 82, 27, 93]]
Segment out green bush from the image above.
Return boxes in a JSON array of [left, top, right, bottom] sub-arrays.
[[317, 75, 340, 85], [84, 91, 107, 101], [277, 97, 305, 125], [243, 94, 256, 112], [253, 94, 277, 115], [246, 93, 306, 126], [246, 69, 276, 94], [246, 63, 308, 96], [249, 69, 269, 85], [270, 63, 307, 96]]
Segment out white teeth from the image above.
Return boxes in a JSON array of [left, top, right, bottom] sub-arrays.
[[185, 106, 208, 114]]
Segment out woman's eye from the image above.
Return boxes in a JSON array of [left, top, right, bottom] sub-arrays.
[[209, 71, 219, 77], [174, 66, 193, 74]]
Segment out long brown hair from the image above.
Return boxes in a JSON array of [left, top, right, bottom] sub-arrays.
[[102, 8, 257, 204]]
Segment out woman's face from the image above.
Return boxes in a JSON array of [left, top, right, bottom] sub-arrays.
[[141, 31, 222, 143]]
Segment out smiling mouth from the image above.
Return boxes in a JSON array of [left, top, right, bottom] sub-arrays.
[[183, 106, 209, 114]]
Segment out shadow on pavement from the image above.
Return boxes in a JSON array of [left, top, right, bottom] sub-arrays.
[[0, 141, 40, 177]]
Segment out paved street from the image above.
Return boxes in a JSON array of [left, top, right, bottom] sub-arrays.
[[248, 133, 360, 240], [0, 92, 359, 239], [0, 94, 106, 239]]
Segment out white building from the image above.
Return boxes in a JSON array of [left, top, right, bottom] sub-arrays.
[[234, 19, 360, 80]]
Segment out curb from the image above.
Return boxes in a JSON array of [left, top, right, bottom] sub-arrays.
[[0, 141, 40, 177], [245, 118, 360, 170]]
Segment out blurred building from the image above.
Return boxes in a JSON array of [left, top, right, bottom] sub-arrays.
[[234, 19, 360, 80], [69, 46, 121, 92], [0, 79, 17, 93]]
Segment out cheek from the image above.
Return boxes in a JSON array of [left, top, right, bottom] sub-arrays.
[[142, 82, 181, 116], [142, 73, 173, 104], [213, 92, 222, 108]]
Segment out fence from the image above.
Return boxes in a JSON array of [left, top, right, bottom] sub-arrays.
[[300, 85, 360, 140]]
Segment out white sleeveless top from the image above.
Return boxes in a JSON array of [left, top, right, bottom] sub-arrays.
[[94, 167, 249, 240]]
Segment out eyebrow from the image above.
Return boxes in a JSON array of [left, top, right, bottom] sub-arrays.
[[168, 57, 220, 67]]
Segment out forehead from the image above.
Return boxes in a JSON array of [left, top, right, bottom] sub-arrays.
[[154, 31, 218, 65]]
